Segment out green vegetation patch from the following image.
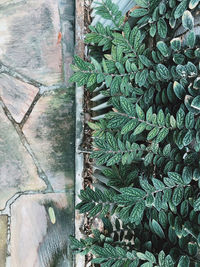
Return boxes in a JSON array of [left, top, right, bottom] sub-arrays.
[[70, 0, 200, 266]]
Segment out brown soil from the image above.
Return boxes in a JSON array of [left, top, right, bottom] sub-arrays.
[[81, 1, 96, 266]]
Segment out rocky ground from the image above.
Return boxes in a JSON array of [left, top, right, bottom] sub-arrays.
[[0, 0, 75, 266]]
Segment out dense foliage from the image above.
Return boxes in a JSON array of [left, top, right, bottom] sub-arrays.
[[70, 0, 200, 266]]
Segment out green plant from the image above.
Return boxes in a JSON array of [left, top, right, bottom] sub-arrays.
[[70, 0, 200, 266]]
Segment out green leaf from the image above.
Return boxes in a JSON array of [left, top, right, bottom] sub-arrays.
[[178, 256, 190, 267], [188, 242, 198, 256], [157, 109, 165, 126], [184, 48, 195, 58], [107, 116, 128, 129], [106, 132, 118, 150], [189, 0, 200, 9], [155, 128, 169, 143], [165, 255, 174, 267], [197, 233, 200, 246], [134, 30, 142, 51], [185, 112, 195, 129], [69, 72, 86, 84], [141, 262, 153, 267], [110, 76, 121, 95], [133, 122, 146, 135], [79, 202, 95, 213], [144, 152, 154, 166], [186, 61, 197, 76], [159, 210, 168, 229], [88, 122, 101, 130], [92, 245, 107, 257], [170, 115, 176, 128], [182, 11, 194, 30], [183, 130, 194, 146], [145, 251, 156, 263], [136, 104, 145, 120], [107, 154, 121, 166], [136, 252, 147, 261], [152, 178, 165, 190], [168, 172, 183, 184], [174, 216, 182, 237], [173, 82, 186, 99], [194, 197, 200, 211], [152, 219, 165, 239], [182, 166, 193, 184], [193, 168, 200, 180], [74, 55, 90, 70], [174, 0, 188, 19], [157, 64, 170, 80], [120, 187, 146, 198], [130, 201, 145, 223], [104, 243, 117, 257], [158, 251, 165, 266], [130, 8, 149, 17], [159, 2, 166, 15], [89, 203, 103, 217], [173, 53, 185, 64], [120, 97, 135, 116], [87, 73, 97, 87], [176, 108, 185, 129], [116, 62, 125, 74], [191, 95, 200, 110], [105, 75, 112, 87], [135, 0, 149, 8], [91, 258, 106, 264], [69, 236, 85, 249], [172, 187, 184, 206], [146, 107, 153, 122], [176, 65, 187, 77], [121, 120, 137, 135], [170, 38, 181, 51], [116, 247, 126, 257], [123, 22, 131, 40], [193, 77, 200, 89], [164, 161, 174, 173], [150, 23, 156, 37], [138, 69, 149, 86], [91, 57, 102, 72], [139, 55, 152, 67], [157, 18, 167, 38], [163, 144, 171, 156], [169, 16, 176, 28], [157, 41, 170, 57], [186, 31, 196, 48], [147, 127, 160, 140], [97, 73, 105, 83]]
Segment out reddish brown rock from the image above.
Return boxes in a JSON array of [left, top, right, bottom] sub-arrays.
[[0, 74, 38, 123]]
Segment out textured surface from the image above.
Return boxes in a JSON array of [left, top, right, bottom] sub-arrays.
[[0, 0, 75, 266], [0, 74, 39, 123], [10, 193, 74, 267], [22, 90, 75, 191], [0, 216, 8, 267], [0, 104, 46, 210], [0, 0, 62, 86]]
